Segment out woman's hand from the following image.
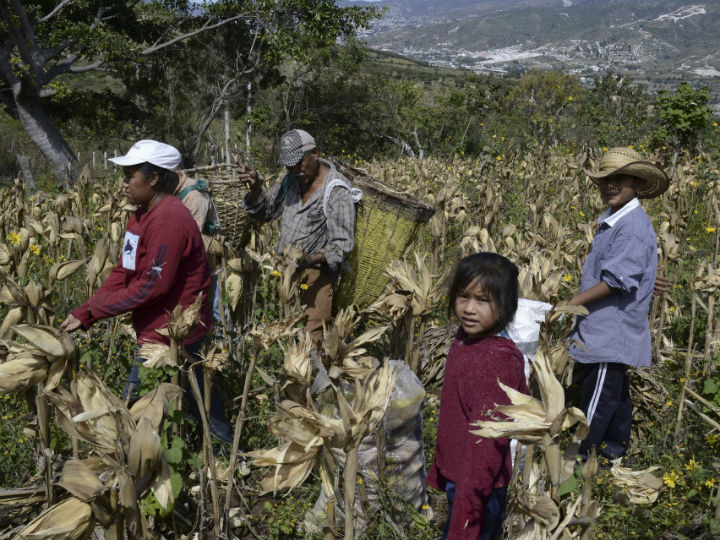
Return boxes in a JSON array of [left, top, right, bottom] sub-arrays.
[[59, 314, 82, 332]]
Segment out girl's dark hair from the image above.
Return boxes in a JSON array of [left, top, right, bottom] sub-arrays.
[[447, 252, 519, 331], [125, 162, 179, 194]]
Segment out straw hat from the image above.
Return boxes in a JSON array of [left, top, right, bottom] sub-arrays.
[[583, 147, 670, 199]]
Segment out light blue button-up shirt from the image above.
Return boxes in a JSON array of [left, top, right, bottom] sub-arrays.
[[569, 198, 658, 368]]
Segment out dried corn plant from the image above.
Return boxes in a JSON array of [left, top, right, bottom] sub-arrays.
[[245, 306, 393, 540], [39, 370, 177, 539], [370, 252, 449, 373]]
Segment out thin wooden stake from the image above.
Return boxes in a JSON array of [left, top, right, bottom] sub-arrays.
[[674, 294, 696, 443]]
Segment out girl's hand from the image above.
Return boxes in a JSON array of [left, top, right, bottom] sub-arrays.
[[60, 314, 82, 332]]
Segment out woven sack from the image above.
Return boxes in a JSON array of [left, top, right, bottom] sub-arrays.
[[182, 164, 252, 252], [330, 159, 435, 310]]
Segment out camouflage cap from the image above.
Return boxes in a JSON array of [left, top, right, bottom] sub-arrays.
[[277, 129, 316, 167]]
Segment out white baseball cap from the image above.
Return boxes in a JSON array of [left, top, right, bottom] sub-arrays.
[[109, 139, 182, 170]]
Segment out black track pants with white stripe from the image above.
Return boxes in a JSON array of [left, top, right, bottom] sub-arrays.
[[578, 362, 632, 460]]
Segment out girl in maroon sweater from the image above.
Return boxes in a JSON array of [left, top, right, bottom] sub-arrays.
[[428, 253, 529, 540]]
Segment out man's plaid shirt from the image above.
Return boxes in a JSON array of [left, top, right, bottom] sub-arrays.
[[243, 159, 355, 274]]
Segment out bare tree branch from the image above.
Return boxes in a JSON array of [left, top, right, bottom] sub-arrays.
[[43, 57, 104, 84], [412, 130, 424, 159], [38, 0, 74, 24], [380, 134, 416, 159], [0, 3, 36, 75], [142, 14, 252, 55], [35, 41, 74, 68], [10, 0, 37, 48], [191, 75, 243, 157]]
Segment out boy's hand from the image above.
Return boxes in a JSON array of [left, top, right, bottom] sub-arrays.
[[654, 275, 671, 296]]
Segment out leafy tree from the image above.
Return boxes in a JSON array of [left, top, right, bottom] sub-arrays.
[[0, 0, 380, 183], [576, 73, 653, 152], [503, 70, 583, 159], [654, 82, 712, 162]]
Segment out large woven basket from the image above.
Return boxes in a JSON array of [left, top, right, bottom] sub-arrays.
[[183, 164, 252, 252], [331, 159, 435, 310]]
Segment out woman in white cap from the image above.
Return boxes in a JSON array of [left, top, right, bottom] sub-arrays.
[[61, 139, 233, 447]]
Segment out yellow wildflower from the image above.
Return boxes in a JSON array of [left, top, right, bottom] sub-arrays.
[[663, 471, 679, 488], [706, 226, 716, 233], [496, 156, 502, 161], [568, 96, 573, 101], [705, 478, 716, 488], [685, 459, 699, 473], [602, 147, 608, 152], [628, 144, 634, 149], [300, 283, 309, 290], [562, 274, 572, 282], [357, 477, 363, 485], [29, 244, 40, 255], [271, 270, 281, 277], [7, 232, 21, 245]]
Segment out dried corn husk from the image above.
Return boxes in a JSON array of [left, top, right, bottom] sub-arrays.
[[127, 417, 163, 495], [0, 355, 48, 394], [609, 464, 664, 504], [129, 382, 183, 430], [138, 342, 175, 369], [157, 292, 205, 342], [18, 497, 94, 540], [57, 460, 104, 502]]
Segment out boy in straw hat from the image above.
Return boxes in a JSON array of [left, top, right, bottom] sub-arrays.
[[564, 147, 670, 461]]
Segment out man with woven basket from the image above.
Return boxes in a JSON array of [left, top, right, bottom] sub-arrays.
[[239, 129, 360, 346]]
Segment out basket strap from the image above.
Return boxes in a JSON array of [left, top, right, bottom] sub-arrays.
[[178, 179, 209, 201], [323, 178, 362, 218]]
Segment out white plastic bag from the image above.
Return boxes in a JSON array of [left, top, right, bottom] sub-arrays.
[[507, 298, 553, 467]]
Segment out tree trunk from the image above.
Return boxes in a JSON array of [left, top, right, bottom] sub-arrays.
[[15, 154, 35, 192], [224, 106, 231, 165], [15, 94, 78, 185], [246, 80, 253, 157]]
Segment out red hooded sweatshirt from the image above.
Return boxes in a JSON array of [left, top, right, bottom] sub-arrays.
[[73, 195, 211, 346], [427, 330, 529, 540]]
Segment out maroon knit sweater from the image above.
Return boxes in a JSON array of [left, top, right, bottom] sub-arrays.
[[427, 329, 529, 540], [73, 195, 211, 346]]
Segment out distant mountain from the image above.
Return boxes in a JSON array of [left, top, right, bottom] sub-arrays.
[[343, 0, 559, 26], [362, 0, 720, 94]]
